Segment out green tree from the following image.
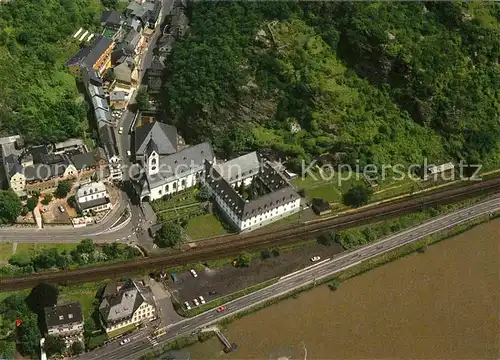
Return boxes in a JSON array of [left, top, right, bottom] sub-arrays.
[[9, 252, 32, 267], [76, 238, 95, 254], [32, 248, 59, 270], [235, 252, 252, 268], [26, 196, 38, 212], [102, 243, 121, 259], [41, 194, 53, 205], [154, 222, 184, 248], [0, 190, 22, 224], [17, 312, 41, 358], [342, 185, 372, 208], [44, 335, 66, 357], [67, 195, 77, 209], [196, 185, 211, 201], [54, 181, 72, 199], [0, 341, 16, 359], [317, 231, 339, 246], [135, 88, 149, 111], [70, 340, 84, 355]]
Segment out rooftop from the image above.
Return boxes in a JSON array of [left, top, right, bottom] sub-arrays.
[[135, 121, 178, 156], [45, 302, 83, 328]]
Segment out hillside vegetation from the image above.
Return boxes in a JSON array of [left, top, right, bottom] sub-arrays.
[[0, 0, 104, 144], [163, 2, 500, 169]]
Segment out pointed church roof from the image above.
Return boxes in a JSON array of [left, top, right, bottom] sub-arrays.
[[134, 121, 177, 156]]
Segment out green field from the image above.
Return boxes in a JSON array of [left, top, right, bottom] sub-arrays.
[[0, 243, 13, 262], [58, 281, 107, 319], [186, 213, 229, 240]]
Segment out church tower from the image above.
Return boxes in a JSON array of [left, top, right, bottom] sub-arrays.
[[144, 136, 159, 176]]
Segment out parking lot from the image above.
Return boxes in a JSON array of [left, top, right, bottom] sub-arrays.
[[167, 241, 344, 309]]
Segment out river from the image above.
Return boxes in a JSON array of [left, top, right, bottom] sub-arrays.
[[187, 218, 500, 359]]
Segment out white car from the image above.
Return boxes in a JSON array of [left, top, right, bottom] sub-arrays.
[[120, 338, 130, 345], [310, 256, 321, 262], [198, 295, 206, 304], [190, 269, 198, 278], [118, 126, 123, 134], [127, 150, 131, 157], [193, 298, 200, 306], [184, 301, 191, 310], [58, 205, 65, 213]]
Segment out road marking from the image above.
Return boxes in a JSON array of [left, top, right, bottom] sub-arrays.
[[181, 325, 189, 330]]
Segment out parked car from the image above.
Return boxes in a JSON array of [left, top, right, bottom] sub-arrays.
[[127, 150, 131, 157], [310, 256, 321, 262], [193, 298, 200, 306], [208, 290, 218, 295], [216, 306, 226, 313], [190, 269, 198, 278], [183, 301, 191, 310], [198, 296, 206, 305], [120, 338, 130, 345], [58, 206, 65, 213], [118, 126, 123, 134]]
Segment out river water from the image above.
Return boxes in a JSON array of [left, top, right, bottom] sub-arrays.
[[187, 218, 500, 359]]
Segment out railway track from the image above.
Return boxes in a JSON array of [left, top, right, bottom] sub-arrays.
[[2, 177, 500, 290]]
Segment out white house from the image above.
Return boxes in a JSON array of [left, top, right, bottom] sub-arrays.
[[99, 280, 156, 334], [76, 181, 112, 215], [205, 152, 301, 232], [44, 302, 84, 338]]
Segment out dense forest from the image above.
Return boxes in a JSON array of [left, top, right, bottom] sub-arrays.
[[163, 2, 500, 169], [0, 0, 105, 144]]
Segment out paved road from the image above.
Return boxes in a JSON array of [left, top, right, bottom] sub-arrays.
[[81, 196, 500, 359], [0, 1, 173, 244], [117, 0, 173, 183]]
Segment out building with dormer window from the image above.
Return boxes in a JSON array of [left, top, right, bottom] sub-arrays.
[[76, 181, 112, 215], [44, 302, 84, 338], [98, 279, 156, 334], [205, 152, 301, 232]]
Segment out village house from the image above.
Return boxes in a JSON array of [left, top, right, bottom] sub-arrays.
[[76, 181, 112, 215], [99, 279, 157, 334], [65, 35, 115, 79], [44, 302, 84, 338], [109, 90, 129, 110]]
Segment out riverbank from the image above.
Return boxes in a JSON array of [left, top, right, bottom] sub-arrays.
[[147, 211, 500, 359], [186, 215, 500, 359]]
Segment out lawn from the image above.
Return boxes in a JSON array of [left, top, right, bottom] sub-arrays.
[[186, 213, 229, 240], [293, 170, 364, 203], [16, 243, 78, 254], [0, 243, 13, 262], [58, 281, 106, 319], [151, 189, 200, 213]]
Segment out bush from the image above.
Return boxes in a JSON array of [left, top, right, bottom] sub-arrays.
[[271, 247, 280, 257], [41, 194, 53, 205], [328, 279, 340, 291], [54, 181, 72, 199], [317, 231, 339, 246], [70, 340, 84, 355], [235, 252, 252, 267], [86, 334, 107, 350], [26, 197, 38, 212], [260, 249, 271, 260], [9, 252, 32, 267], [342, 185, 373, 208], [44, 335, 66, 357]]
